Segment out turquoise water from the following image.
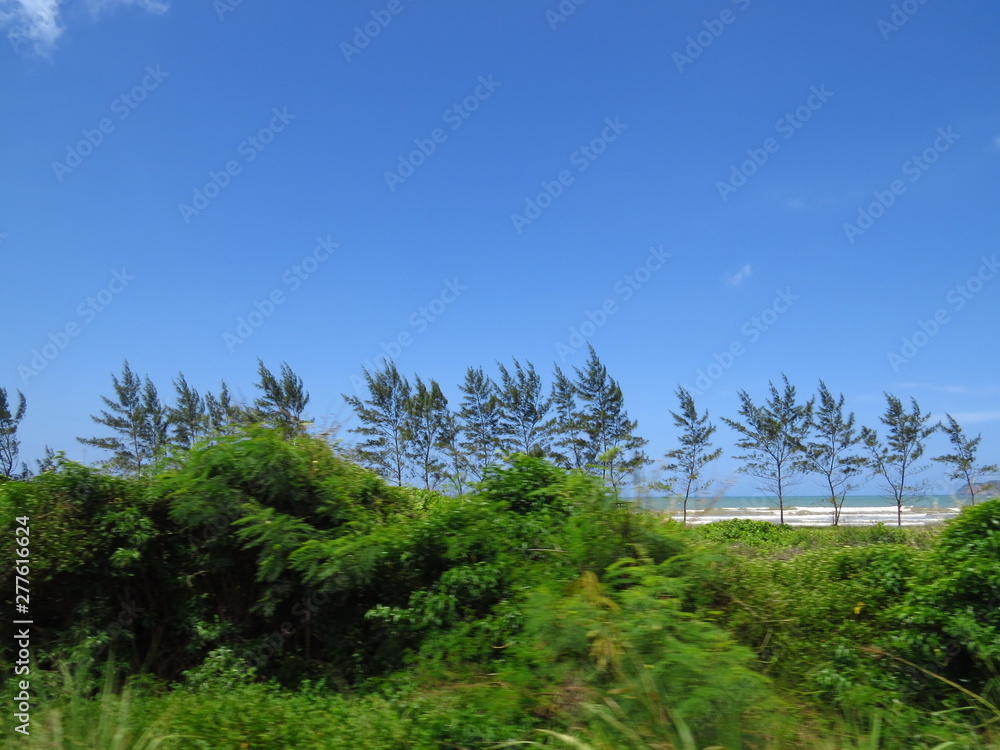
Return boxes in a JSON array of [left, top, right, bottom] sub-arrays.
[[638, 495, 971, 510]]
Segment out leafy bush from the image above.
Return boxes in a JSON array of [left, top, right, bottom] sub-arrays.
[[506, 555, 777, 748], [8, 429, 1000, 748], [478, 453, 572, 515], [888, 499, 1000, 706], [714, 540, 924, 705], [697, 518, 794, 546]]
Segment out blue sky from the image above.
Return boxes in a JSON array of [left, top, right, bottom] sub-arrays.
[[2, 0, 998, 497]]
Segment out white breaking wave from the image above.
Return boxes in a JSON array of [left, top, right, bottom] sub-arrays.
[[662, 505, 962, 526]]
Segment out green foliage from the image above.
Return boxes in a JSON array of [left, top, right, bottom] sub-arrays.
[[889, 499, 1000, 704], [458, 365, 505, 481], [713, 539, 926, 718], [252, 359, 311, 438], [166, 372, 205, 450], [695, 520, 931, 554], [479, 453, 571, 515], [285, 458, 585, 677], [180, 646, 258, 692], [509, 558, 773, 749], [568, 346, 650, 491], [549, 364, 586, 470], [16, 665, 192, 750], [662, 386, 722, 524], [799, 380, 866, 526], [403, 375, 451, 491], [932, 414, 998, 504], [77, 360, 169, 475], [697, 518, 795, 546], [9, 416, 1000, 749], [147, 426, 423, 679], [344, 359, 411, 485], [203, 379, 246, 436], [497, 358, 553, 456], [0, 427, 426, 685], [694, 514, 1000, 745], [862, 393, 937, 525], [0, 456, 150, 585], [721, 374, 813, 523]]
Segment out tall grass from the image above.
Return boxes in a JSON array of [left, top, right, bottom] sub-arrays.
[[19, 662, 187, 750]]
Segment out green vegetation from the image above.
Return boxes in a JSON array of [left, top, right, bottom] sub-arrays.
[[862, 394, 938, 527], [721, 374, 814, 525], [662, 386, 723, 525], [3, 424, 1000, 748], [933, 414, 999, 505], [797, 381, 866, 526], [347, 346, 650, 494], [2, 356, 998, 745], [6, 356, 997, 521]]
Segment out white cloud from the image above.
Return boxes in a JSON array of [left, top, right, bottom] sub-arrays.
[[897, 382, 969, 394], [86, 0, 169, 15], [2, 0, 166, 54], [940, 385, 970, 394], [726, 263, 752, 286], [947, 410, 1000, 424], [1, 0, 63, 52], [894, 383, 1000, 398]]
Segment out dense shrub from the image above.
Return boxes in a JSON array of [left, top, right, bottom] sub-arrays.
[[5, 431, 1000, 748], [697, 518, 794, 546], [889, 499, 1000, 706]]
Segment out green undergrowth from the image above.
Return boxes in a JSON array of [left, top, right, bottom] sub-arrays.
[[694, 517, 941, 552], [3, 429, 999, 749]]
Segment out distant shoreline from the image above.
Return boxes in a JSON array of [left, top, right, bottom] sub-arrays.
[[651, 505, 962, 527]]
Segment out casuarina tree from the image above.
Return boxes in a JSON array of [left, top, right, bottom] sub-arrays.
[[797, 381, 865, 526], [663, 386, 722, 524], [722, 374, 813, 525], [932, 414, 997, 505], [861, 393, 937, 527], [0, 387, 27, 479], [344, 359, 412, 486]]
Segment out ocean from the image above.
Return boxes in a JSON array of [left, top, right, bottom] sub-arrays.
[[632, 495, 982, 526], [637, 495, 968, 511]]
